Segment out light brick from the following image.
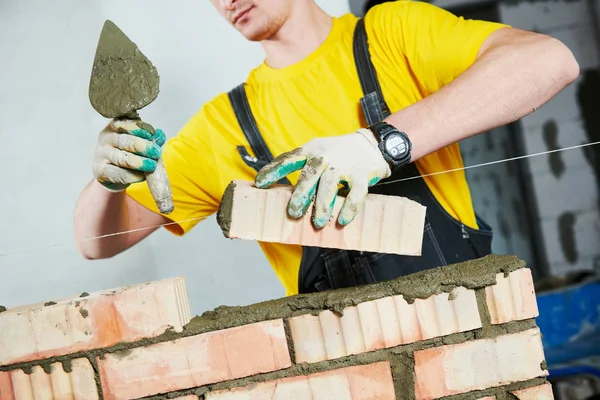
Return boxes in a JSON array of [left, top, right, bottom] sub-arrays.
[[414, 328, 548, 399], [512, 382, 554, 399], [205, 361, 396, 400], [290, 288, 481, 363], [98, 319, 291, 400], [0, 277, 191, 366], [218, 180, 426, 255], [486, 268, 539, 325], [0, 359, 99, 400]]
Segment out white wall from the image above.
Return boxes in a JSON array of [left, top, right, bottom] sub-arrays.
[[0, 0, 350, 314]]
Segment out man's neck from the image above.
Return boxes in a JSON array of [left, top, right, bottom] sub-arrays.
[[261, 4, 333, 69]]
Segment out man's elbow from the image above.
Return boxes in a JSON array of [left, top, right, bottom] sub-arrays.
[[75, 239, 120, 260], [546, 35, 580, 86]]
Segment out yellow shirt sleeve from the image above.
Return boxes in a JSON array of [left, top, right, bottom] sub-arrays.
[[126, 106, 223, 236], [365, 0, 510, 96]]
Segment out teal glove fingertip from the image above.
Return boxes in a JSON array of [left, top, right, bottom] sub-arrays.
[[154, 128, 166, 147], [129, 128, 154, 141]]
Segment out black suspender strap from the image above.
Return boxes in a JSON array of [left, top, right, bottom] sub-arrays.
[[228, 83, 291, 185], [228, 17, 386, 184], [352, 18, 391, 125]]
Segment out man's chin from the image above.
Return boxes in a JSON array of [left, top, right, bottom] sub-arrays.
[[237, 26, 275, 42]]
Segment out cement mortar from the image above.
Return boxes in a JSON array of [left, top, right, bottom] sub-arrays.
[[88, 20, 159, 118], [436, 377, 548, 400], [216, 181, 236, 237], [177, 254, 525, 339]]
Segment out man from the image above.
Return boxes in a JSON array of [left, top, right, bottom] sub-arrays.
[[74, 0, 578, 296]]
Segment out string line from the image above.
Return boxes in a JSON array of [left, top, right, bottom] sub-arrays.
[[1, 140, 599, 258], [377, 140, 600, 185]]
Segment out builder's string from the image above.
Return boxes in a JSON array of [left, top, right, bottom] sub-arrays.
[[1, 140, 600, 259]]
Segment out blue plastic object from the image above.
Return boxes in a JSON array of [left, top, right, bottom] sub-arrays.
[[535, 280, 600, 367]]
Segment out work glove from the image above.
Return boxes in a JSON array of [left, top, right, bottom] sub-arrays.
[[255, 128, 391, 228], [92, 119, 166, 192]]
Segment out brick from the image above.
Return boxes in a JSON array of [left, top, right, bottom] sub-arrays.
[[205, 361, 396, 400], [0, 359, 99, 400], [478, 397, 496, 400], [0, 372, 15, 400], [414, 328, 548, 399], [218, 180, 426, 255], [511, 382, 554, 399], [0, 277, 191, 366], [290, 288, 481, 363], [486, 268, 539, 325], [98, 319, 291, 400]]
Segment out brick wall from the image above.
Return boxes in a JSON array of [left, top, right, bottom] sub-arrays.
[[0, 255, 553, 399]]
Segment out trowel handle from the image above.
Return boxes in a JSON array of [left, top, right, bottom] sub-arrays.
[[146, 158, 174, 215], [129, 117, 174, 214]]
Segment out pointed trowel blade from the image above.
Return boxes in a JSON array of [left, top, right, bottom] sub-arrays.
[[89, 19, 160, 118]]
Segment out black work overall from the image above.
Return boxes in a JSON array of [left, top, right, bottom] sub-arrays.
[[227, 18, 493, 294]]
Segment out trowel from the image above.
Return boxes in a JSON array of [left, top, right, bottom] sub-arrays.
[[88, 19, 174, 214]]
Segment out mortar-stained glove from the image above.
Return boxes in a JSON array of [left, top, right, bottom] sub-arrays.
[[92, 119, 166, 192], [255, 128, 391, 228]]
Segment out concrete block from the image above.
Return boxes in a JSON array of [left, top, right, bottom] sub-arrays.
[[521, 118, 591, 175], [499, 0, 590, 32]]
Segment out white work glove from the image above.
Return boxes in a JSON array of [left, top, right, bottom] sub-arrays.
[[255, 128, 391, 228], [92, 119, 166, 192]]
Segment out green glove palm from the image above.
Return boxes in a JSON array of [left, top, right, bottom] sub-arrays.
[[255, 128, 391, 228]]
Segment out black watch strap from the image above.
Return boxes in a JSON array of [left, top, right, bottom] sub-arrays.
[[368, 121, 412, 168]]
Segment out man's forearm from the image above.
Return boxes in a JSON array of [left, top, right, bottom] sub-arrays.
[[73, 180, 132, 259], [384, 28, 580, 162]]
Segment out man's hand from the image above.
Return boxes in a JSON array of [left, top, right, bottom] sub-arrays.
[[92, 119, 166, 192], [255, 129, 391, 228]]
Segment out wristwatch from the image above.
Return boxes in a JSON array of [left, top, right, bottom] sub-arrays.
[[368, 121, 412, 169]]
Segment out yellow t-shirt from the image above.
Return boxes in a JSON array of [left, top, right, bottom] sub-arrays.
[[126, 1, 508, 295]]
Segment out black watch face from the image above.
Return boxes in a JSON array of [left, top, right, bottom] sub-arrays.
[[384, 132, 409, 160]]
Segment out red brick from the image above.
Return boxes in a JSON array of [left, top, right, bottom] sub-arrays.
[[511, 382, 554, 399], [414, 328, 548, 399], [289, 288, 481, 363], [486, 268, 539, 324], [98, 319, 291, 400], [205, 361, 396, 399], [219, 180, 426, 255], [0, 359, 98, 400], [0, 372, 15, 400], [0, 277, 191, 366]]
